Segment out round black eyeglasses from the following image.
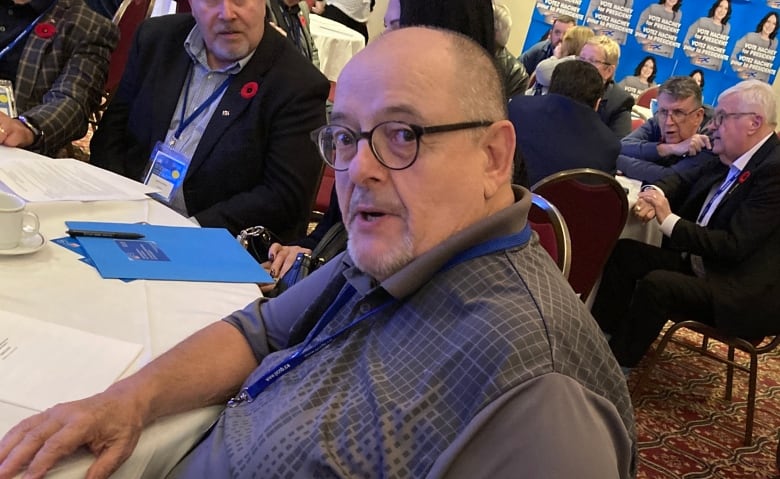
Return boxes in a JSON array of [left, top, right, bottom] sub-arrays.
[[309, 120, 494, 171]]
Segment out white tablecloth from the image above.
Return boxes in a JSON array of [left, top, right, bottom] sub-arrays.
[[310, 13, 365, 82], [0, 194, 260, 477], [615, 175, 662, 247]]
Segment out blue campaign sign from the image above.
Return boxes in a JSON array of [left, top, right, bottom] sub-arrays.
[[521, 0, 780, 106]]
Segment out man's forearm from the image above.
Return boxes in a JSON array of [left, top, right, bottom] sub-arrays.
[[112, 321, 259, 426]]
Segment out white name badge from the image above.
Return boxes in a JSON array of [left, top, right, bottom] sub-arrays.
[[0, 80, 17, 117], [144, 141, 190, 204]]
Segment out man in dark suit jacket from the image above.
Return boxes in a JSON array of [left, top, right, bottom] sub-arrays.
[[90, 6, 329, 241], [0, 0, 117, 157], [592, 79, 780, 368], [266, 0, 319, 68], [579, 35, 635, 139], [509, 60, 620, 186]]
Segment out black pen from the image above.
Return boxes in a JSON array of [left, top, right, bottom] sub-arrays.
[[66, 229, 145, 240]]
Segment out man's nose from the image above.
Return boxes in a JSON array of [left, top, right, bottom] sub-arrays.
[[347, 138, 386, 185], [217, 0, 238, 19]]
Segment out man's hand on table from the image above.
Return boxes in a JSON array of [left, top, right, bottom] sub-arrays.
[[656, 133, 712, 158], [0, 385, 145, 479], [0, 112, 35, 149]]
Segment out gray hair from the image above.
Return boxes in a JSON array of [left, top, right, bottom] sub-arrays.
[[658, 76, 702, 108], [493, 2, 512, 48], [446, 30, 507, 121], [718, 80, 778, 126]]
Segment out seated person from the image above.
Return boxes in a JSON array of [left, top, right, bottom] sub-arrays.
[[618, 76, 716, 183], [493, 2, 529, 97], [90, 4, 329, 240], [510, 60, 620, 186], [528, 25, 593, 96], [0, 0, 117, 157], [578, 35, 635, 139], [592, 80, 780, 368], [0, 27, 636, 479], [386, 0, 525, 100], [266, 0, 320, 68], [520, 13, 575, 74]]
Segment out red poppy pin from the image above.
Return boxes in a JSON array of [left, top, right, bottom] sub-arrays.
[[299, 15, 307, 28], [738, 170, 751, 184], [240, 81, 258, 99], [34, 22, 56, 39]]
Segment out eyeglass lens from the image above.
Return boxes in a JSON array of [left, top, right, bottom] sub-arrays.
[[317, 122, 420, 170]]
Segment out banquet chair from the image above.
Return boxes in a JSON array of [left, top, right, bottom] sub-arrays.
[[632, 318, 780, 446], [90, 0, 155, 128], [311, 165, 334, 222], [531, 168, 628, 302], [528, 193, 571, 278], [635, 86, 659, 108]]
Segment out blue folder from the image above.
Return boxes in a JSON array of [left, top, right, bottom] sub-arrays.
[[65, 221, 272, 283]]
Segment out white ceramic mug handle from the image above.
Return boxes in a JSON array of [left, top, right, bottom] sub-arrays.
[[22, 211, 39, 235]]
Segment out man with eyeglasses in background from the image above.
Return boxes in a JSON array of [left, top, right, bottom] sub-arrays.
[[617, 76, 717, 183], [592, 79, 780, 371], [0, 27, 636, 479], [578, 35, 635, 138]]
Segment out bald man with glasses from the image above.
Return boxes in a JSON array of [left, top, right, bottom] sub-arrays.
[[617, 76, 717, 183], [0, 27, 635, 479]]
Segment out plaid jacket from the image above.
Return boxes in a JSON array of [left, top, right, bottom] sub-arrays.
[[15, 0, 117, 156]]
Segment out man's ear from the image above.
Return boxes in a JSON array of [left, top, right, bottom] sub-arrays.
[[480, 120, 515, 198], [747, 113, 765, 135]]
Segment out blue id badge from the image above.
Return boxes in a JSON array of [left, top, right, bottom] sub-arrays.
[[0, 80, 16, 117], [145, 142, 190, 204]]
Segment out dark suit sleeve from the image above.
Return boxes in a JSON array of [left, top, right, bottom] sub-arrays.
[[193, 73, 329, 238], [23, 5, 117, 155], [617, 151, 717, 184], [664, 146, 780, 265], [606, 97, 633, 139]]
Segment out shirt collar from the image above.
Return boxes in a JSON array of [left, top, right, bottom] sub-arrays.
[[731, 132, 775, 172], [340, 186, 532, 300], [184, 25, 255, 74]]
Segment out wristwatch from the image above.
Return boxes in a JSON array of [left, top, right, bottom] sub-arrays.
[[16, 115, 43, 147]]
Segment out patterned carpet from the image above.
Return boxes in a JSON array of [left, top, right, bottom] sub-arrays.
[[629, 327, 780, 478]]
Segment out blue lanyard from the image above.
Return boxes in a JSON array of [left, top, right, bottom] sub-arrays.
[[0, 1, 57, 62], [172, 69, 232, 142], [697, 167, 739, 224], [227, 224, 533, 407]]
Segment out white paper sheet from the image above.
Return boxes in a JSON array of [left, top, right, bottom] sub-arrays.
[[0, 146, 158, 201], [0, 312, 142, 411]]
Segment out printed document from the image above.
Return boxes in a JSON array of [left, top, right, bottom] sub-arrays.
[[0, 146, 157, 201], [0, 312, 142, 411]]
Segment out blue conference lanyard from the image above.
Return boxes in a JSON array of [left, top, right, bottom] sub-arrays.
[[0, 1, 57, 62], [227, 224, 533, 408], [697, 167, 740, 224], [170, 69, 232, 145]]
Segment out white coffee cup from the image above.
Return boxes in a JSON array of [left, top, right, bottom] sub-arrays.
[[0, 192, 39, 250]]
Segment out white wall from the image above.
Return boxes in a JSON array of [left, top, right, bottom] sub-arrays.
[[365, 0, 780, 110]]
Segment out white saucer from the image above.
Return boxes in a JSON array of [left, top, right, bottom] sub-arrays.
[[0, 233, 46, 256]]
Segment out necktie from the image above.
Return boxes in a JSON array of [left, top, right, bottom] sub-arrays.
[[690, 165, 740, 277], [696, 165, 740, 226]]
